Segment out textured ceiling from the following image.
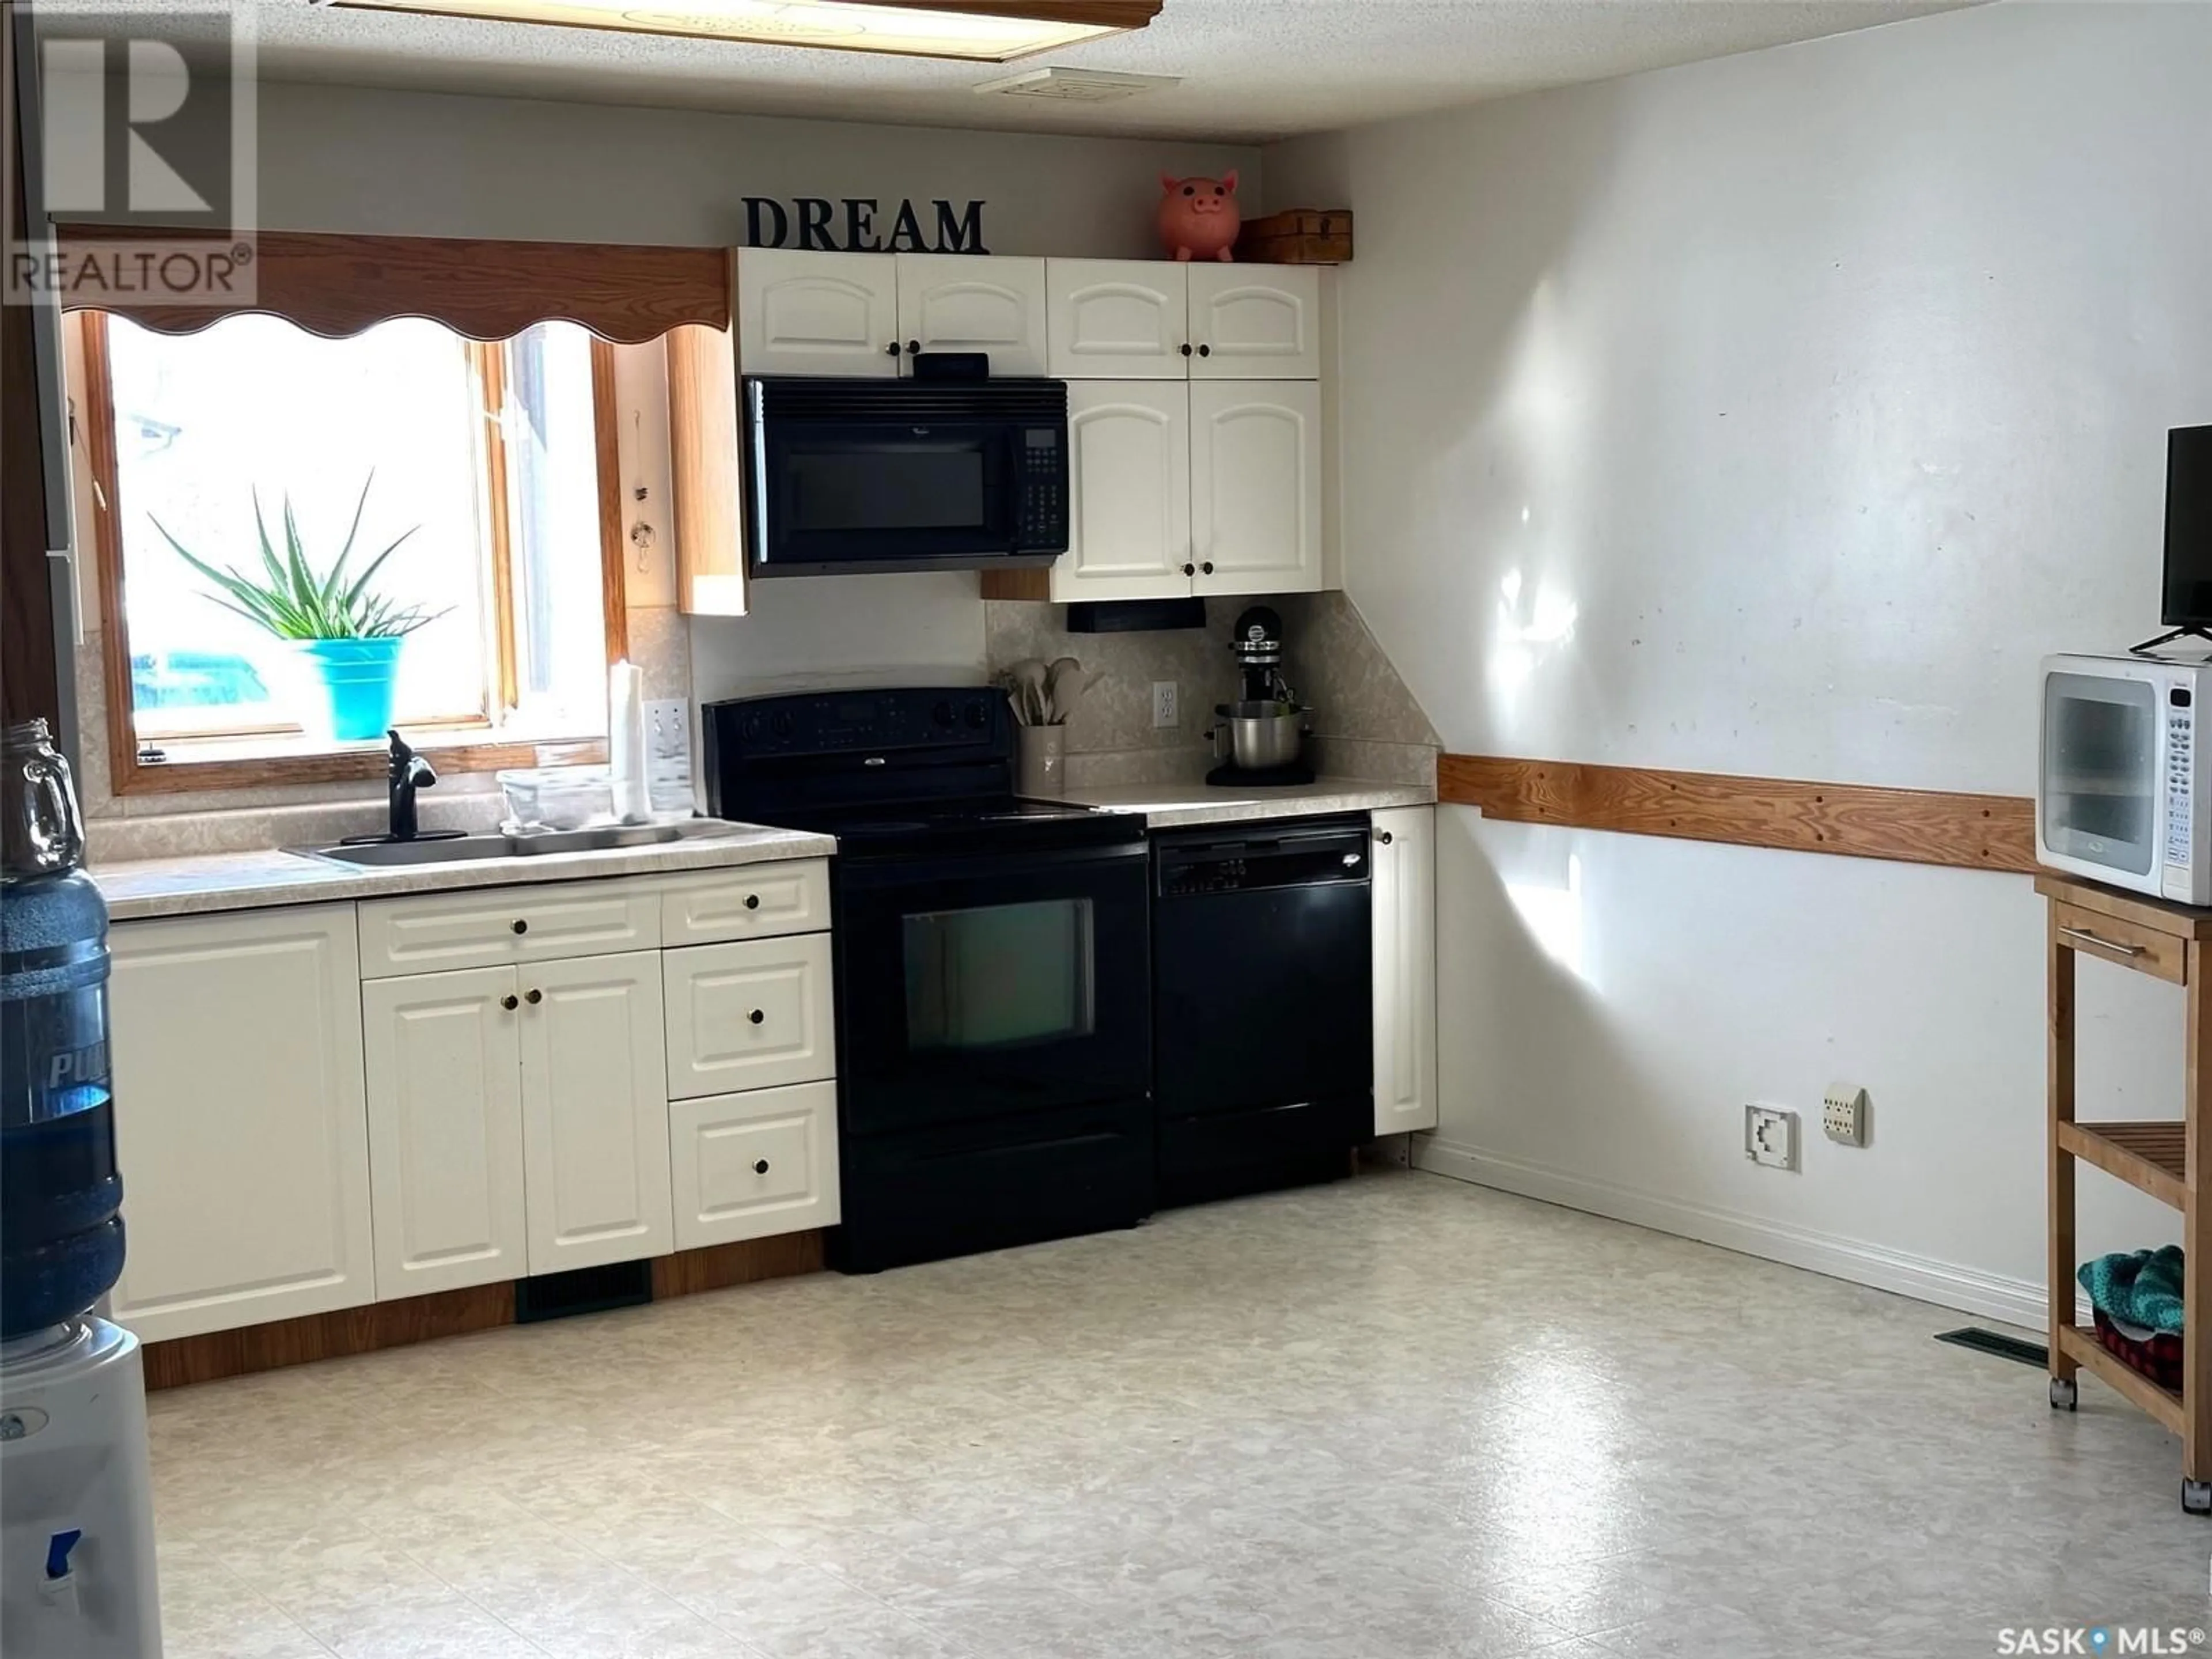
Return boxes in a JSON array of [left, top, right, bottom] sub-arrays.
[[59, 0, 1972, 143]]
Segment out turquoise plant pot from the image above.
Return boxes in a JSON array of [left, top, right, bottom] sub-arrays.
[[293, 637, 407, 741]]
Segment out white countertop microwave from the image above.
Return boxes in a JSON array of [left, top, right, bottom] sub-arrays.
[[2039, 652, 2212, 904]]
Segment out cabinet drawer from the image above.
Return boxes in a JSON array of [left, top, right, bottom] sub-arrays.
[[660, 859, 831, 946], [669, 1080, 840, 1249], [359, 880, 661, 978], [664, 933, 836, 1099], [2053, 901, 2187, 984]]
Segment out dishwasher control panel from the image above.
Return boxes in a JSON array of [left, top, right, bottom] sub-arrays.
[[1154, 816, 1371, 899]]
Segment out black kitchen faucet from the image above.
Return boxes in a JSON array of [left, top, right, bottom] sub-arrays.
[[385, 728, 437, 841]]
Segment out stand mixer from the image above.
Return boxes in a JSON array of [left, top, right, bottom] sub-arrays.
[[1208, 605, 1317, 787]]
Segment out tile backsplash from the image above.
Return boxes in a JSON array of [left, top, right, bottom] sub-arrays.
[[983, 591, 1439, 789]]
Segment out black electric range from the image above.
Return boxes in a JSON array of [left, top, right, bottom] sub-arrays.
[[701, 687, 1153, 1272]]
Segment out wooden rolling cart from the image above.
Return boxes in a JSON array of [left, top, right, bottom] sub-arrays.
[[2041, 870, 2212, 1513]]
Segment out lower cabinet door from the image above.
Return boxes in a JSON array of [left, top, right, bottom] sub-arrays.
[[517, 950, 674, 1274], [1371, 806, 1439, 1135], [362, 966, 529, 1298], [669, 1081, 841, 1249], [107, 905, 374, 1342]]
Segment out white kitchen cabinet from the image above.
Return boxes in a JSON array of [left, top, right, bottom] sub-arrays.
[[664, 933, 836, 1101], [1054, 378, 1320, 604], [659, 859, 831, 949], [1371, 806, 1438, 1137], [517, 950, 674, 1275], [896, 253, 1047, 376], [108, 906, 374, 1343], [1046, 259, 1190, 379], [1187, 265, 1323, 380], [357, 880, 660, 979], [1048, 381, 1193, 604], [737, 248, 901, 377], [669, 1080, 841, 1250], [362, 966, 529, 1300], [1190, 380, 1324, 596]]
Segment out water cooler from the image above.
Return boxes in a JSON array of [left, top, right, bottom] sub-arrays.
[[0, 718, 161, 1656]]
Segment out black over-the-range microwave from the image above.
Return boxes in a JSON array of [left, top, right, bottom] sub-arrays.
[[742, 376, 1069, 577]]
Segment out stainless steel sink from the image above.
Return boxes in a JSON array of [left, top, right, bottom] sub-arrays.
[[294, 824, 684, 868]]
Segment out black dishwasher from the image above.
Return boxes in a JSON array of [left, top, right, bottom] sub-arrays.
[[1153, 815, 1373, 1204]]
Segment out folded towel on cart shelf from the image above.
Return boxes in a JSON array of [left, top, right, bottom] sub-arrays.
[[2078, 1245, 2186, 1336]]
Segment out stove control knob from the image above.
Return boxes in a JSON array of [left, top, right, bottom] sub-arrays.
[[963, 700, 989, 729], [932, 700, 955, 727], [771, 710, 796, 741]]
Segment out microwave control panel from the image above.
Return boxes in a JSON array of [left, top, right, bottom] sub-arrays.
[[1016, 427, 1068, 552], [2166, 688, 2195, 875]]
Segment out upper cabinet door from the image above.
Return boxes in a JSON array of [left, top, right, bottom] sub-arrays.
[[737, 249, 900, 377], [107, 906, 374, 1344], [1188, 265, 1321, 380], [896, 254, 1047, 377], [517, 950, 674, 1276], [1190, 380, 1323, 596], [362, 965, 529, 1300], [1050, 381, 1194, 604], [1047, 259, 1190, 380]]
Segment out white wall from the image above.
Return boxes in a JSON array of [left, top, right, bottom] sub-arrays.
[[1268, 1, 2212, 1323], [251, 81, 1259, 701]]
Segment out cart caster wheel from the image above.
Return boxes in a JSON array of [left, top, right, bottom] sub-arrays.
[[2184, 1480, 2212, 1516], [2049, 1376, 2078, 1411]]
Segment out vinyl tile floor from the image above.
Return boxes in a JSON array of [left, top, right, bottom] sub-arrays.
[[151, 1172, 2212, 1658]]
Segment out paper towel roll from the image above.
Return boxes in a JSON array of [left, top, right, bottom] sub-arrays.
[[608, 660, 651, 824]]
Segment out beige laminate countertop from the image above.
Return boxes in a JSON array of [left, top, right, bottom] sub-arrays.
[[1063, 778, 1435, 830], [93, 821, 837, 923]]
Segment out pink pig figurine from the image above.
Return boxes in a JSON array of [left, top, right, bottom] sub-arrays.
[[1157, 171, 1241, 263]]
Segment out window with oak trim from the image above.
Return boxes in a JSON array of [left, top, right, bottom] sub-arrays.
[[78, 308, 628, 793]]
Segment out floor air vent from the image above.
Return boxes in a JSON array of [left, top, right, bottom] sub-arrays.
[[515, 1260, 653, 1324], [1934, 1327, 2049, 1368]]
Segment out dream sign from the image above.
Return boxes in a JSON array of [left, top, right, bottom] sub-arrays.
[[742, 198, 990, 255]]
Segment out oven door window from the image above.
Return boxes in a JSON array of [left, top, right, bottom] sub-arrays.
[[837, 850, 1149, 1134], [2044, 672, 2157, 877], [765, 425, 1013, 565], [904, 899, 1094, 1051]]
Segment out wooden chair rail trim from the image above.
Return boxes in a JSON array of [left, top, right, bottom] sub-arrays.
[[55, 226, 732, 344], [1439, 753, 2037, 874]]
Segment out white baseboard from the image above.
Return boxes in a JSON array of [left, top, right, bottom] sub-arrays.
[[1414, 1135, 2078, 1332]]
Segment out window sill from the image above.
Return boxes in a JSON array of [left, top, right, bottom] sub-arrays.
[[117, 725, 610, 796]]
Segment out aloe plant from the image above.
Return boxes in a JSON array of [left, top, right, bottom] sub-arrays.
[[150, 474, 444, 640]]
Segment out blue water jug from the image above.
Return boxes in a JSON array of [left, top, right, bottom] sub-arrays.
[[0, 719, 123, 1339]]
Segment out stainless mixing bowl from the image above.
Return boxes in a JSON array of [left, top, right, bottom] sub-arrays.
[[1215, 700, 1309, 770]]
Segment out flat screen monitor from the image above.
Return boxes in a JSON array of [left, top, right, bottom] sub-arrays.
[[2164, 424, 2212, 626]]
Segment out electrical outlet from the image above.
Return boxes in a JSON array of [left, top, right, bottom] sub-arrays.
[[643, 699, 694, 815], [1744, 1105, 1798, 1171], [1152, 681, 1179, 729], [1823, 1083, 1869, 1147], [644, 699, 688, 762]]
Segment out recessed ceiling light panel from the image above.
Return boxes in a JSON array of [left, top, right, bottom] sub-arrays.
[[323, 0, 1161, 64]]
